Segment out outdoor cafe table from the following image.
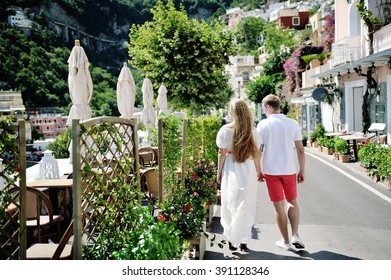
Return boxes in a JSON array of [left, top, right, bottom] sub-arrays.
[[339, 134, 366, 161], [325, 132, 345, 137], [27, 179, 73, 215], [27, 179, 73, 189]]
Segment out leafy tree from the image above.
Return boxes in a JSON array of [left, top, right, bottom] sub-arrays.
[[128, 0, 235, 113], [262, 52, 291, 76], [89, 66, 118, 117], [246, 73, 281, 104], [262, 22, 296, 55], [235, 16, 266, 55], [231, 0, 260, 11]]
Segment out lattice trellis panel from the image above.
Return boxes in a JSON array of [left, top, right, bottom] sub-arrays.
[[71, 117, 140, 259], [0, 119, 26, 260]]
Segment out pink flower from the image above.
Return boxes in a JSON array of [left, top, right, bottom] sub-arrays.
[[188, 168, 193, 172], [193, 192, 199, 197], [205, 169, 209, 173]]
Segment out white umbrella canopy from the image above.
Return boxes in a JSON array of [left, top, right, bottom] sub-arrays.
[[116, 62, 136, 118], [141, 78, 156, 129], [157, 83, 170, 115], [66, 39, 93, 126]]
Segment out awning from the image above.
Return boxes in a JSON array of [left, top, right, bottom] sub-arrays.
[[311, 48, 391, 79]]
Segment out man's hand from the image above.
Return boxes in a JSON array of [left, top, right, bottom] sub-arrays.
[[257, 171, 265, 182]]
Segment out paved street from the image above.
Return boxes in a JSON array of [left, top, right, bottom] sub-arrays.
[[204, 147, 391, 260]]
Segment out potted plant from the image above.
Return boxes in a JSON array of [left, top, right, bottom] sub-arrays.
[[325, 137, 335, 155], [309, 130, 317, 147], [302, 133, 308, 147], [334, 138, 350, 163]]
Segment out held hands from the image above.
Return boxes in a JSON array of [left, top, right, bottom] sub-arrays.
[[257, 171, 265, 182]]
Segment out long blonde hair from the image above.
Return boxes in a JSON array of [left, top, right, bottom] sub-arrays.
[[230, 99, 259, 163]]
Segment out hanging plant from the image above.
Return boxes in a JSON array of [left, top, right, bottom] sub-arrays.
[[357, 0, 382, 55]]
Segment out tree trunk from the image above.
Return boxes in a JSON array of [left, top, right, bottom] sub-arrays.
[[362, 90, 371, 133]]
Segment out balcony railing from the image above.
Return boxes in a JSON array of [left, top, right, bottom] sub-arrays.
[[302, 62, 331, 88], [373, 23, 391, 53], [229, 55, 255, 67], [331, 35, 365, 67]]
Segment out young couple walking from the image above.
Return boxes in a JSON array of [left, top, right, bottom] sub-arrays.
[[216, 94, 305, 252]]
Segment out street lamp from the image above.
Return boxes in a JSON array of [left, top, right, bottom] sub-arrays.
[[367, 83, 377, 95], [354, 66, 363, 76], [370, 62, 376, 74], [337, 72, 342, 81], [238, 80, 241, 99]]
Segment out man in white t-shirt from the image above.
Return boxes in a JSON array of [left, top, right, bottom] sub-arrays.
[[256, 94, 305, 251]]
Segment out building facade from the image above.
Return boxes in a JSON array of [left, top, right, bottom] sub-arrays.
[[300, 0, 391, 144], [0, 90, 27, 119], [29, 112, 68, 139]]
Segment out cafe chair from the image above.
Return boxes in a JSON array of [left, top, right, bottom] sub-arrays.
[[9, 186, 61, 243], [26, 219, 74, 260], [371, 135, 387, 144], [357, 133, 376, 146], [140, 169, 159, 205], [138, 147, 157, 167]]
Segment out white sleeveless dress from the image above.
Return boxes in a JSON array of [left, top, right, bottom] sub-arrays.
[[216, 126, 260, 245]]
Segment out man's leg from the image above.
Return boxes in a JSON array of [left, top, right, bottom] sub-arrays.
[[273, 200, 289, 244], [287, 199, 299, 236], [287, 198, 305, 248]]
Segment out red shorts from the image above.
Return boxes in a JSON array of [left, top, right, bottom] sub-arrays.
[[264, 174, 297, 202]]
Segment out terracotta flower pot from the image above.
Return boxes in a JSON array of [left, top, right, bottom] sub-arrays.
[[339, 154, 350, 163]]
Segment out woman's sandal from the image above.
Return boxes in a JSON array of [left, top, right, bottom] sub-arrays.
[[229, 242, 237, 251]]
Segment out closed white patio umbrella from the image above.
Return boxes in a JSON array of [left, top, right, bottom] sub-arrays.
[[141, 78, 156, 129], [66, 39, 93, 126], [116, 62, 136, 118], [157, 83, 170, 115]]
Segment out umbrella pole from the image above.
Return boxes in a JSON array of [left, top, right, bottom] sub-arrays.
[[158, 119, 164, 204]]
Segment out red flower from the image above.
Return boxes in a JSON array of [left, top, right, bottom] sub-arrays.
[[157, 215, 165, 221], [183, 205, 191, 212], [15, 167, 20, 172], [192, 173, 197, 180]]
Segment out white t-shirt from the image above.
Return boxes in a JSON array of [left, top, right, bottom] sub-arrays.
[[256, 114, 302, 175]]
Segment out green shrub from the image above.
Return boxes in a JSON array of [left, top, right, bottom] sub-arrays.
[[310, 123, 326, 142], [334, 138, 349, 155]]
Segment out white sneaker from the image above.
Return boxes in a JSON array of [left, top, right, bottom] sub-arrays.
[[292, 235, 305, 249], [275, 240, 292, 251]]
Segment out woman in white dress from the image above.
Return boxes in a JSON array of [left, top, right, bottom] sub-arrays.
[[216, 99, 261, 251]]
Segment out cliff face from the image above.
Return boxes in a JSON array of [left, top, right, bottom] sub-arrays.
[[8, 1, 228, 73], [31, 1, 132, 41]]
